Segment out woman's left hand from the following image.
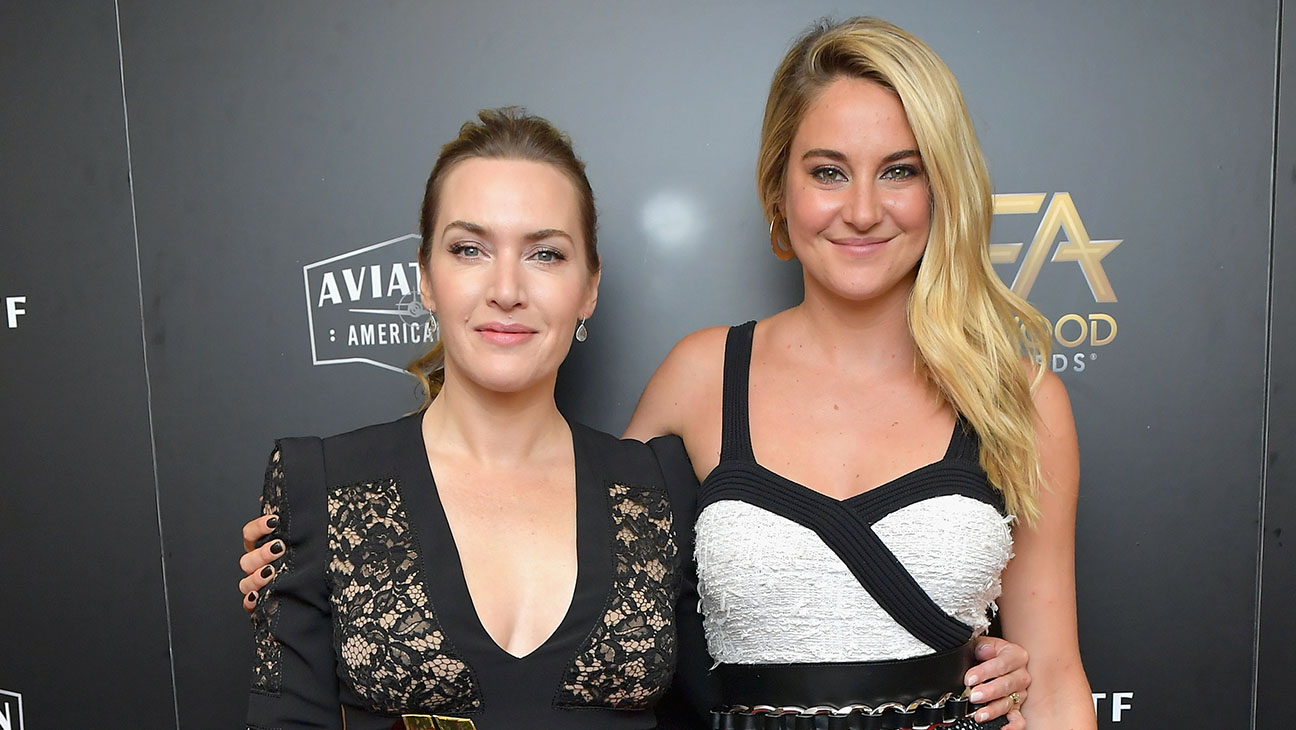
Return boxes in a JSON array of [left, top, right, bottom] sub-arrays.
[[964, 636, 1029, 729]]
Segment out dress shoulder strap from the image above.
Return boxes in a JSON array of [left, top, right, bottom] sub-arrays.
[[943, 417, 982, 462], [718, 321, 758, 463]]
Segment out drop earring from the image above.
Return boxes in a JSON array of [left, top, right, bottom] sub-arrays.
[[575, 317, 588, 343], [428, 311, 439, 341]]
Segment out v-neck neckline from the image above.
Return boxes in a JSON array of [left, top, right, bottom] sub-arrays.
[[407, 413, 593, 663]]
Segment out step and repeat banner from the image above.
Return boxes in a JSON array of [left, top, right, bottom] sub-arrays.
[[1257, 2, 1295, 720], [0, 2, 179, 728], [1, 1, 1288, 729]]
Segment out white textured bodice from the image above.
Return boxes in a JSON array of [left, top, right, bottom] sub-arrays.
[[695, 496, 1013, 663]]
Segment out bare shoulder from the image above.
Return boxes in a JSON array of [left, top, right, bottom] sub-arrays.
[[1023, 364, 1080, 493], [1029, 368, 1076, 439], [1015, 358, 1073, 428], [623, 325, 729, 441], [665, 324, 730, 370]]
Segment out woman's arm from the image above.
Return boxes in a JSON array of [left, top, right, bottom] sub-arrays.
[[998, 371, 1097, 729], [624, 326, 728, 481], [246, 440, 343, 728], [647, 435, 722, 728]]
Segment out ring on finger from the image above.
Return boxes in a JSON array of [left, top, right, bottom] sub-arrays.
[[1009, 692, 1021, 707]]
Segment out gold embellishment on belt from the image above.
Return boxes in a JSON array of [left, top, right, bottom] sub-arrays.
[[400, 715, 477, 730]]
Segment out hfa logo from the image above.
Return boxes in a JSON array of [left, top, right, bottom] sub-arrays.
[[303, 234, 435, 375], [0, 688, 24, 730], [991, 193, 1123, 373]]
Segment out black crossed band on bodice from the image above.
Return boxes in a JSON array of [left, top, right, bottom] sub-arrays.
[[698, 321, 1007, 652]]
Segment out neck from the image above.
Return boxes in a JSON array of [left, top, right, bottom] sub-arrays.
[[790, 270, 919, 372], [422, 367, 569, 467]]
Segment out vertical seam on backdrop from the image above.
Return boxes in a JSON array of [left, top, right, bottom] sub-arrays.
[[1253, 2, 1283, 728], [114, 2, 182, 728]]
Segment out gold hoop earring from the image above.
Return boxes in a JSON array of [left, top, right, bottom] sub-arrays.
[[769, 217, 796, 261]]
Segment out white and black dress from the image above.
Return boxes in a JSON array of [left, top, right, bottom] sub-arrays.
[[694, 322, 1014, 729]]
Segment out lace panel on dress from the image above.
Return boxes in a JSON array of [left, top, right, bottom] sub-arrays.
[[251, 445, 286, 695], [556, 482, 680, 709], [328, 477, 482, 714]]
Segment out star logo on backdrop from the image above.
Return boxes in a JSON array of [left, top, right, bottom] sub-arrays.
[[990, 192, 1122, 302]]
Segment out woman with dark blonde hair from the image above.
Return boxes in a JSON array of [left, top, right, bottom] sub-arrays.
[[244, 108, 700, 729], [239, 18, 1055, 730], [627, 17, 1094, 730]]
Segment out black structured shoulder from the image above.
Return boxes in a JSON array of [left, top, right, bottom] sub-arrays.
[[316, 414, 417, 486], [647, 434, 700, 523]]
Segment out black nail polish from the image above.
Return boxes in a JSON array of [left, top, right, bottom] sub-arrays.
[[247, 591, 257, 603], [260, 565, 274, 579], [270, 541, 284, 555], [266, 516, 279, 529]]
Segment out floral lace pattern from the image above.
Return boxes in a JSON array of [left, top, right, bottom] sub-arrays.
[[328, 477, 482, 714], [556, 482, 680, 709], [251, 445, 287, 695]]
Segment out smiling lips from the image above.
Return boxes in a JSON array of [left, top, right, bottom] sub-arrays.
[[829, 235, 893, 254], [476, 322, 538, 345]]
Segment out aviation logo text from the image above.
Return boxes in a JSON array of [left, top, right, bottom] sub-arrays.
[[304, 234, 433, 376]]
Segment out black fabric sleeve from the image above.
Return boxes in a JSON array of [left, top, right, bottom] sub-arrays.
[[247, 437, 343, 730], [647, 436, 720, 729]]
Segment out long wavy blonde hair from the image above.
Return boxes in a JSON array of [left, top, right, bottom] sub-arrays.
[[757, 17, 1052, 521]]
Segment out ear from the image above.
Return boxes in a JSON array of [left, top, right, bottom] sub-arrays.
[[418, 263, 436, 314], [581, 267, 601, 320]]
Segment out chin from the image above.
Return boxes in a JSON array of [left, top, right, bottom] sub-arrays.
[[469, 366, 558, 396]]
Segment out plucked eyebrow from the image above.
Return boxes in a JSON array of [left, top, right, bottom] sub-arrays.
[[523, 228, 574, 243], [802, 148, 848, 162], [881, 148, 922, 164], [801, 148, 922, 164], [442, 220, 574, 243], [443, 220, 487, 237]]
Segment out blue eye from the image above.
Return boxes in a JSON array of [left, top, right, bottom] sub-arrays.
[[811, 166, 848, 184], [531, 248, 567, 264], [449, 243, 481, 258]]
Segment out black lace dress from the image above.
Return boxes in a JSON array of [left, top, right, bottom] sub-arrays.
[[246, 413, 710, 730]]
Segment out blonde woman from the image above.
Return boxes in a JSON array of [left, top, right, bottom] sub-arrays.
[[626, 17, 1094, 730], [240, 20, 1046, 729]]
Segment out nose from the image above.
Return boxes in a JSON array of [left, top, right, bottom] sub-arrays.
[[840, 180, 883, 231], [487, 258, 526, 310]]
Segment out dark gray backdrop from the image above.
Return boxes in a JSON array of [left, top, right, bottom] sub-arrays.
[[1258, 0, 1294, 721], [0, 2, 175, 728], [1, 1, 1288, 729]]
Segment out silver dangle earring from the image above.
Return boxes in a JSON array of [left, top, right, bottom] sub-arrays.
[[575, 317, 588, 343], [428, 311, 439, 341]]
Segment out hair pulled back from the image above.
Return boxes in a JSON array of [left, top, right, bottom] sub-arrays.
[[407, 107, 599, 410]]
